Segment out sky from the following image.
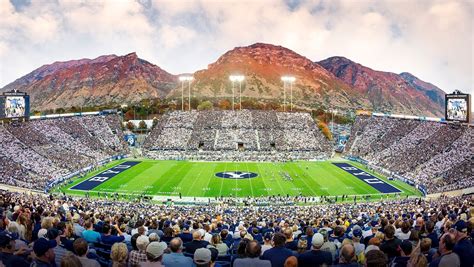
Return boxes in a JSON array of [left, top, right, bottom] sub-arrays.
[[0, 0, 473, 101]]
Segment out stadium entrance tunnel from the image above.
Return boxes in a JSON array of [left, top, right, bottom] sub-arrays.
[[215, 171, 258, 179]]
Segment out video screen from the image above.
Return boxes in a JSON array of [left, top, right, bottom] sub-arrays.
[[5, 96, 26, 118]]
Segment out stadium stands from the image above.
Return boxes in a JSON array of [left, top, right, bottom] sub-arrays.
[[345, 116, 473, 194], [0, 115, 129, 190], [0, 191, 472, 267], [144, 110, 333, 161]]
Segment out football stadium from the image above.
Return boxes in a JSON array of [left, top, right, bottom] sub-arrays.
[[0, 1, 473, 267]]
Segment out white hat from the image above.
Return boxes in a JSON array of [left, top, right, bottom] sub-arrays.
[[137, 235, 150, 250], [146, 242, 165, 259], [312, 233, 324, 247], [365, 245, 380, 254], [194, 248, 211, 264], [38, 229, 48, 239]]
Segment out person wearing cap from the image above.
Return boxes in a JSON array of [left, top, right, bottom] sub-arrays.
[[351, 227, 365, 259], [162, 238, 193, 267], [72, 238, 100, 267], [0, 232, 29, 267], [193, 248, 212, 267], [261, 233, 294, 267], [31, 238, 56, 267], [234, 240, 271, 267], [184, 231, 209, 254], [298, 233, 332, 267], [129, 235, 149, 267], [429, 232, 460, 267], [139, 242, 166, 267], [46, 228, 68, 267], [452, 220, 473, 267], [389, 240, 412, 267], [319, 229, 337, 262]]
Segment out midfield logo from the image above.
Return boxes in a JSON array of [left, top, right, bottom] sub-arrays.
[[215, 171, 258, 179]]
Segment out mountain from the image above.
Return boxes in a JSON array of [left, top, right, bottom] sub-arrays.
[[2, 43, 446, 116], [169, 43, 371, 110], [1, 53, 177, 111], [318, 56, 445, 116]]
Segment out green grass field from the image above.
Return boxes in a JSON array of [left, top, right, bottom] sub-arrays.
[[57, 159, 421, 199]]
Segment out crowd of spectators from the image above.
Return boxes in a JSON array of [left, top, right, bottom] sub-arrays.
[[143, 110, 333, 160], [345, 116, 473, 194], [0, 115, 129, 190], [0, 191, 472, 267]]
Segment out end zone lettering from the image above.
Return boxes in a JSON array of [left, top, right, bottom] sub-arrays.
[[71, 161, 141, 191], [332, 163, 401, 193]]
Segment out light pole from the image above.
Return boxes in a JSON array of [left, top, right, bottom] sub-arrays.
[[179, 76, 193, 111], [229, 75, 245, 110], [281, 76, 296, 112]]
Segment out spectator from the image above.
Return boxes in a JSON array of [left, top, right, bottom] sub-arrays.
[[298, 233, 332, 267], [0, 232, 29, 267], [452, 221, 473, 267], [380, 225, 402, 258], [111, 243, 129, 267], [429, 232, 460, 267], [364, 250, 387, 267], [162, 238, 194, 267], [261, 233, 294, 267], [100, 223, 124, 245], [335, 244, 358, 267], [60, 253, 82, 267], [82, 221, 100, 244], [184, 231, 209, 254], [129, 235, 149, 267], [31, 238, 56, 267], [389, 240, 412, 267], [193, 248, 212, 267], [73, 238, 100, 267], [233, 240, 271, 267], [139, 241, 166, 267]]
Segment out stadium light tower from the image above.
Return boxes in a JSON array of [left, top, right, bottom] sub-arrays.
[[281, 76, 296, 112], [229, 75, 245, 110], [179, 76, 194, 111]]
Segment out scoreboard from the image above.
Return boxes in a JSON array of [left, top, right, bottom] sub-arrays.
[[0, 90, 30, 120], [445, 90, 471, 123]]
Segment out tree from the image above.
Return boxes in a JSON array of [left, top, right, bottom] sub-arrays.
[[218, 99, 232, 110], [317, 121, 333, 140], [139, 120, 147, 129], [126, 121, 135, 131], [152, 118, 159, 128], [197, 100, 213, 111], [124, 109, 135, 121]]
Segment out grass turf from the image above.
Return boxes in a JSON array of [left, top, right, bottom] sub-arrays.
[[57, 159, 421, 198]]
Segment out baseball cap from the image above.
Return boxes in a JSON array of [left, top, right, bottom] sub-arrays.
[[370, 221, 379, 228], [146, 242, 165, 259], [137, 235, 150, 248], [311, 233, 324, 247], [38, 229, 48, 239], [318, 229, 328, 239], [0, 232, 17, 247], [194, 248, 212, 264], [33, 238, 56, 257], [453, 220, 467, 232], [352, 228, 363, 238]]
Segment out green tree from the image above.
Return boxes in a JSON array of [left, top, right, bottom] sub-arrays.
[[197, 100, 213, 110], [126, 121, 135, 131], [139, 120, 147, 129]]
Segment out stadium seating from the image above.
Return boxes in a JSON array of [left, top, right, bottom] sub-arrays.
[[345, 116, 473, 193], [143, 110, 333, 160], [0, 114, 129, 190]]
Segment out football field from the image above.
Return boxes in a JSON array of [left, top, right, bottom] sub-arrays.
[[58, 159, 421, 198]]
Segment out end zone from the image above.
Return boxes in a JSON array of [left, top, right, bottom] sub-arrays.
[[332, 162, 401, 193], [70, 161, 141, 191]]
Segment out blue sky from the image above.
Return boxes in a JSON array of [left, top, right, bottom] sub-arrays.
[[1, 0, 472, 102]]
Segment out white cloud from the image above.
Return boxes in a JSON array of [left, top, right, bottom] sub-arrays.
[[0, 0, 472, 107]]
